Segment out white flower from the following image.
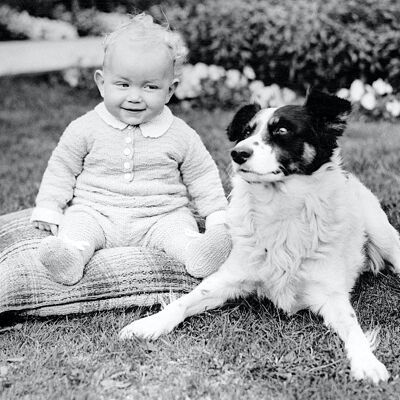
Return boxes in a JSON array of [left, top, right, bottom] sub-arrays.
[[364, 84, 374, 94], [386, 99, 400, 117], [360, 92, 376, 110], [250, 85, 275, 108], [268, 84, 285, 107], [250, 84, 293, 108], [239, 75, 248, 87], [372, 79, 393, 96], [225, 69, 242, 89], [193, 63, 209, 80], [62, 68, 80, 87], [175, 65, 202, 99], [336, 88, 350, 99], [281, 88, 297, 104], [349, 79, 365, 102], [249, 80, 265, 94], [175, 77, 201, 99], [243, 66, 256, 80], [207, 65, 225, 81], [2, 6, 78, 40]]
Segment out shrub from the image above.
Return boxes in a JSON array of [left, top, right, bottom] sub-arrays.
[[0, 0, 163, 17], [0, 5, 78, 40], [152, 0, 400, 93], [66, 8, 131, 36]]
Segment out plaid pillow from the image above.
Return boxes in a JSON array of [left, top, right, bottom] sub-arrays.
[[0, 209, 199, 317]]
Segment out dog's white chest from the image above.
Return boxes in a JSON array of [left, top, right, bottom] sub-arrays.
[[228, 177, 349, 313]]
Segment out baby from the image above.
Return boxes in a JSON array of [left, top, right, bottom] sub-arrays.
[[31, 14, 231, 285]]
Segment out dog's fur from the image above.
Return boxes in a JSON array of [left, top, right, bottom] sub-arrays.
[[120, 89, 400, 384]]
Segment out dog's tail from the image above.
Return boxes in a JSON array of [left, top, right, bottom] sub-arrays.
[[352, 174, 400, 274], [365, 239, 386, 274]]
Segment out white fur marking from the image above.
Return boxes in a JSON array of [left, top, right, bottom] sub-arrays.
[[303, 143, 316, 163], [120, 110, 400, 384]]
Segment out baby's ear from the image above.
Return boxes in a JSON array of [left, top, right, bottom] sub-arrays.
[[305, 88, 352, 136], [227, 103, 261, 142], [94, 70, 105, 98], [167, 79, 179, 102]]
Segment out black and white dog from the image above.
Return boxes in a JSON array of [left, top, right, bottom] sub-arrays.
[[120, 89, 400, 384]]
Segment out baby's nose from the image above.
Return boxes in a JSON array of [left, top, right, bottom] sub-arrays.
[[127, 88, 142, 102]]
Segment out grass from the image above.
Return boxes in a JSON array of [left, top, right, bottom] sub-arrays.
[[1, 75, 400, 399]]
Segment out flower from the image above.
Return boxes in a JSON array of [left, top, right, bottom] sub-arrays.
[[62, 68, 80, 87], [349, 79, 365, 102], [193, 63, 209, 80], [281, 88, 297, 104], [249, 80, 265, 94], [386, 99, 400, 117], [336, 88, 350, 99], [207, 65, 225, 81], [360, 92, 376, 110], [243, 66, 256, 80], [174, 65, 202, 99], [372, 79, 393, 96], [250, 84, 299, 108], [225, 69, 243, 89], [250, 86, 271, 107], [0, 5, 78, 40]]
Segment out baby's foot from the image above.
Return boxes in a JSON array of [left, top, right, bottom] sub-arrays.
[[38, 236, 85, 285], [185, 225, 232, 278]]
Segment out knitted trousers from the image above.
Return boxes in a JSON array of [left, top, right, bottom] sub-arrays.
[[39, 204, 231, 284], [57, 204, 199, 264]]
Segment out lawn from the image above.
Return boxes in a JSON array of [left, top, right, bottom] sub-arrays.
[[1, 75, 400, 399]]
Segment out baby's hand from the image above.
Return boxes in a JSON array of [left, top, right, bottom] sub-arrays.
[[33, 221, 58, 236]]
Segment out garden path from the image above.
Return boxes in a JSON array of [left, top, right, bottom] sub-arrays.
[[0, 37, 103, 76]]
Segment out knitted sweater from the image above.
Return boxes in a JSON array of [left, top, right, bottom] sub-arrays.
[[31, 104, 228, 226]]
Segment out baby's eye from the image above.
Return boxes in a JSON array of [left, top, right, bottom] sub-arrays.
[[116, 82, 129, 88], [145, 84, 159, 90]]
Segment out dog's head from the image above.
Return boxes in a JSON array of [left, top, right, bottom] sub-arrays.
[[227, 89, 352, 183]]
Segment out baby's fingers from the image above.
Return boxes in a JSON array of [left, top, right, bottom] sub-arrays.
[[38, 222, 49, 231], [50, 224, 58, 236]]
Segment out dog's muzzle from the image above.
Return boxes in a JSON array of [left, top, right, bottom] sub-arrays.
[[231, 145, 253, 165]]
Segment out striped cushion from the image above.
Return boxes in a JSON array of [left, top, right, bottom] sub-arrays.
[[0, 209, 199, 316]]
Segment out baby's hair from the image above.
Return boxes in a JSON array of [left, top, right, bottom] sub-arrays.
[[102, 13, 188, 79]]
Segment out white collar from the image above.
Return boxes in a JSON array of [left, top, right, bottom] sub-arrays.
[[94, 102, 174, 138]]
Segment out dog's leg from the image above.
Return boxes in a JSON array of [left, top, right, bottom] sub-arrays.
[[119, 264, 246, 341], [311, 294, 389, 384], [357, 180, 400, 273]]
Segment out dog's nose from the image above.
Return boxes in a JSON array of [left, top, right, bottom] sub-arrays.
[[231, 146, 253, 165]]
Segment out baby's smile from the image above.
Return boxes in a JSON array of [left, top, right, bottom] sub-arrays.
[[122, 107, 145, 112]]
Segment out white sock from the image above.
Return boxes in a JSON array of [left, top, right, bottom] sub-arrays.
[[184, 225, 232, 278], [38, 236, 86, 285]]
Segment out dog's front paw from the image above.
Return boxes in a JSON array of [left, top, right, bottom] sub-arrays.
[[351, 355, 389, 384], [119, 311, 179, 341]]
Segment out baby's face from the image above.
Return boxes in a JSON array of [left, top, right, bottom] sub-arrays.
[[95, 40, 178, 126]]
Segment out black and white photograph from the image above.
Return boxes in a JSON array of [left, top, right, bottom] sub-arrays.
[[1, 0, 400, 398]]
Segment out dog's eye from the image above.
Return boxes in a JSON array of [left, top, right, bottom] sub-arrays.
[[243, 125, 253, 137], [276, 127, 288, 135]]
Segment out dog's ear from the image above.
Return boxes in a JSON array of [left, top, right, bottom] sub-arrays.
[[227, 103, 261, 142], [304, 88, 352, 137]]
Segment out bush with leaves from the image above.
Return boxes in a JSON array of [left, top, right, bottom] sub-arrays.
[[0, 5, 78, 40], [153, 0, 400, 93]]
